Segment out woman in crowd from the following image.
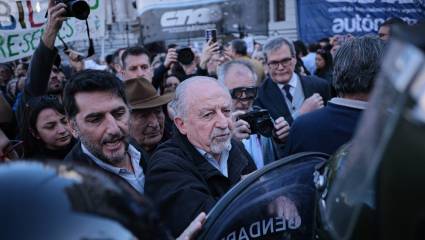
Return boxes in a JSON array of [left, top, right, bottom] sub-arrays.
[[161, 74, 181, 138], [314, 48, 333, 83], [22, 96, 75, 160], [162, 74, 181, 94]]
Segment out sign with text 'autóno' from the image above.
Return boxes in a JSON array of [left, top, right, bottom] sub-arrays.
[[0, 0, 105, 63], [297, 0, 425, 43], [136, 0, 269, 43]]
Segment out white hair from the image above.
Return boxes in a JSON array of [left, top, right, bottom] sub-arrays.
[[170, 76, 229, 119], [217, 60, 258, 86]]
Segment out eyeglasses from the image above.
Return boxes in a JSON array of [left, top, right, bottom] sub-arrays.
[[229, 87, 258, 100], [0, 140, 23, 161], [267, 57, 293, 70]]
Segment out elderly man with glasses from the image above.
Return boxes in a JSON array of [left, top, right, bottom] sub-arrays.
[[218, 60, 288, 168], [254, 37, 331, 126]]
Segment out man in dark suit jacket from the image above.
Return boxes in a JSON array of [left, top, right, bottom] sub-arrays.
[[255, 37, 331, 125], [283, 36, 383, 156]]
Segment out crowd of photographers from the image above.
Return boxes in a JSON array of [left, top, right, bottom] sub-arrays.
[[0, 0, 412, 238]]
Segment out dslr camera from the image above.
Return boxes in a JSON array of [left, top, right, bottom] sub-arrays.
[[176, 46, 195, 65], [56, 0, 90, 20], [237, 109, 274, 137]]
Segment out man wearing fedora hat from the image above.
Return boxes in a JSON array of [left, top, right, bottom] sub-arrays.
[[124, 77, 174, 159]]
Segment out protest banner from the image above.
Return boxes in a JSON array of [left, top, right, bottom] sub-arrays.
[[0, 0, 105, 63], [297, 0, 425, 43]]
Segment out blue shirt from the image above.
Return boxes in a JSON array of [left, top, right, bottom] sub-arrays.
[[196, 143, 232, 178], [81, 143, 145, 194], [242, 134, 264, 169]]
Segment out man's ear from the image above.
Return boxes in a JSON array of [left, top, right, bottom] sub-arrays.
[[174, 116, 187, 135], [291, 57, 297, 68], [69, 118, 79, 138]]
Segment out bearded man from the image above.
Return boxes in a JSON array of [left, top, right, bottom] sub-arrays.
[[145, 76, 256, 237]]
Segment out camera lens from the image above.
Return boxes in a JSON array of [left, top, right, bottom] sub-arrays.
[[69, 0, 90, 20], [177, 47, 194, 65], [256, 119, 274, 137]]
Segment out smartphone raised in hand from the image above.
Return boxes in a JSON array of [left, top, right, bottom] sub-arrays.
[[205, 29, 217, 43]]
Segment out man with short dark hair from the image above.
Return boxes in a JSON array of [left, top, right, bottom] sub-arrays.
[[121, 46, 153, 82], [229, 39, 249, 57], [112, 47, 126, 75], [378, 17, 406, 41], [228, 39, 265, 82], [255, 36, 331, 125], [64, 69, 146, 194], [283, 36, 384, 156]]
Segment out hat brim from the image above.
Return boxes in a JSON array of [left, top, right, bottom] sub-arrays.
[[130, 92, 174, 110]]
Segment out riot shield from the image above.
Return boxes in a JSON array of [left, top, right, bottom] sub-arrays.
[[197, 152, 328, 240], [317, 22, 425, 240]]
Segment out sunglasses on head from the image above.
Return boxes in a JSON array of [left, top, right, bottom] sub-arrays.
[[229, 87, 258, 100]]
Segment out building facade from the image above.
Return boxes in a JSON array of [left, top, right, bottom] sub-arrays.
[[74, 0, 299, 61]]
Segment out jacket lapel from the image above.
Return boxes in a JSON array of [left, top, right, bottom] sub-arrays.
[[66, 142, 95, 166], [265, 78, 293, 123], [226, 140, 248, 184], [299, 75, 313, 98]]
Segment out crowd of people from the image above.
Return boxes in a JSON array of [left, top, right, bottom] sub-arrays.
[[0, 0, 413, 238]]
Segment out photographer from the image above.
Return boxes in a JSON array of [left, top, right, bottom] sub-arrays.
[[16, 0, 67, 131], [218, 60, 289, 168], [152, 47, 178, 89], [152, 40, 225, 88]]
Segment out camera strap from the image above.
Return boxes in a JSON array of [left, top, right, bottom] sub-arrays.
[[56, 19, 95, 58]]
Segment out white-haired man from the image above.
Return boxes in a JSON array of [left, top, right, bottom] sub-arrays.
[[145, 76, 256, 237]]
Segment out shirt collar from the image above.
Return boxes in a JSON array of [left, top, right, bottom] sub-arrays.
[[81, 143, 141, 174], [195, 143, 232, 177], [329, 97, 368, 110], [196, 144, 232, 158]]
